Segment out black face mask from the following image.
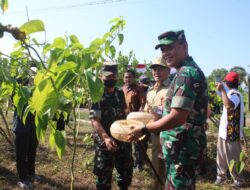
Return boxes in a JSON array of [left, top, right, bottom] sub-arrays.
[[104, 79, 117, 88]]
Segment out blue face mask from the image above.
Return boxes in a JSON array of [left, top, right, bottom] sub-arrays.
[[104, 79, 117, 88]]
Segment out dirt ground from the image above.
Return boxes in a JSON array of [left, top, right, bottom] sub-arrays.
[[0, 112, 250, 190]]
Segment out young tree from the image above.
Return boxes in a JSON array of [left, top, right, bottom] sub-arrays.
[[207, 68, 228, 83], [0, 17, 126, 190], [116, 50, 139, 86]]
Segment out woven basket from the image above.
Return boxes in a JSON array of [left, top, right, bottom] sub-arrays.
[[127, 112, 155, 125], [110, 120, 144, 142]]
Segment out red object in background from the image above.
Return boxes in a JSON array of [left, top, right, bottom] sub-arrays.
[[136, 64, 146, 73]]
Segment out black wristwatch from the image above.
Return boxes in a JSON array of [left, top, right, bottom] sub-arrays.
[[141, 125, 149, 135]]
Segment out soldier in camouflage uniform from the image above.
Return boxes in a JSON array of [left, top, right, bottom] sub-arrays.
[[128, 30, 208, 190], [89, 62, 133, 190]]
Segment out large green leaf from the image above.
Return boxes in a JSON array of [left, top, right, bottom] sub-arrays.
[[22, 105, 31, 125], [89, 38, 104, 52], [236, 162, 245, 174], [85, 70, 104, 103], [52, 37, 66, 49], [72, 42, 83, 49], [229, 160, 235, 173], [13, 86, 30, 117], [82, 54, 92, 69], [31, 79, 52, 113], [35, 114, 48, 143], [54, 61, 77, 73], [42, 92, 59, 116], [30, 78, 59, 117], [109, 17, 120, 24], [54, 130, 66, 159], [110, 45, 116, 58], [0, 81, 13, 97], [47, 50, 64, 72], [69, 35, 79, 44], [49, 132, 56, 149], [55, 70, 76, 90], [43, 43, 53, 55], [118, 33, 124, 45], [105, 40, 111, 56], [49, 123, 56, 148], [239, 151, 245, 161], [20, 20, 45, 35]]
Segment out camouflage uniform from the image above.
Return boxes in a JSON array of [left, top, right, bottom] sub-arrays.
[[89, 88, 133, 190], [160, 57, 208, 190]]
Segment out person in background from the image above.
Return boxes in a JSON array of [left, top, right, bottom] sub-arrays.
[[128, 30, 208, 190], [143, 57, 170, 190], [89, 62, 133, 190], [13, 78, 40, 189], [122, 69, 146, 113], [214, 71, 245, 188], [122, 69, 146, 171]]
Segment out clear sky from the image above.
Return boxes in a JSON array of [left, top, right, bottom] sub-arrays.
[[1, 0, 250, 77]]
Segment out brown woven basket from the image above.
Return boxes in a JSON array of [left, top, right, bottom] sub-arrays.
[[110, 120, 144, 142]]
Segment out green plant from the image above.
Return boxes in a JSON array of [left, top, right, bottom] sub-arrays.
[[0, 17, 125, 190], [229, 151, 246, 175], [82, 134, 94, 170]]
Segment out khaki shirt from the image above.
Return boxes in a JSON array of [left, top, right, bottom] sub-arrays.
[[144, 79, 170, 115]]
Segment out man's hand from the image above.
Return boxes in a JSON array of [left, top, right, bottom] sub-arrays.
[[215, 82, 224, 91], [104, 137, 118, 152], [128, 126, 143, 142]]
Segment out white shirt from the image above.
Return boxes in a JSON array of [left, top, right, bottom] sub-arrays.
[[219, 89, 244, 140]]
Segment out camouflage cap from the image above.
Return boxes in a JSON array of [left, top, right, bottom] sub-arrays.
[[155, 30, 186, 50], [150, 57, 168, 68], [102, 61, 118, 76]]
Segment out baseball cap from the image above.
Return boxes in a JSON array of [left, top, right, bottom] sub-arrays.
[[149, 57, 168, 68], [102, 61, 117, 76], [155, 30, 186, 50], [224, 72, 239, 83]]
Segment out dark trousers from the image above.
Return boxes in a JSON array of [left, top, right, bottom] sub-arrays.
[[134, 133, 150, 167], [14, 132, 38, 182], [93, 142, 133, 190]]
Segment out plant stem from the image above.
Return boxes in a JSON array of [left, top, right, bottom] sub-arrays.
[[22, 41, 47, 70], [0, 109, 12, 138], [0, 110, 13, 146], [70, 105, 77, 190]]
